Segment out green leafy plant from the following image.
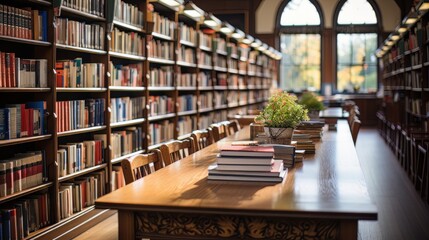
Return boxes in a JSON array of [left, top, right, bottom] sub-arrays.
[[255, 92, 309, 129], [298, 92, 325, 111]]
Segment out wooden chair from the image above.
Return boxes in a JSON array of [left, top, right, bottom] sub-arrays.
[[190, 128, 214, 151], [121, 150, 163, 185], [409, 132, 429, 189], [227, 119, 241, 135], [415, 144, 427, 197], [210, 121, 230, 142], [351, 117, 361, 146], [159, 139, 195, 166]]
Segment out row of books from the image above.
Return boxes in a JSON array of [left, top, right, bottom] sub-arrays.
[[114, 0, 144, 28], [110, 96, 145, 123], [148, 95, 174, 117], [176, 73, 196, 87], [111, 127, 143, 159], [148, 120, 174, 145], [110, 166, 125, 191], [59, 171, 106, 220], [56, 59, 105, 88], [405, 97, 426, 116], [178, 116, 196, 137], [57, 139, 105, 177], [216, 73, 227, 86], [62, 0, 105, 17], [198, 52, 211, 66], [149, 67, 173, 87], [200, 92, 213, 109], [214, 37, 226, 53], [56, 99, 105, 133], [0, 151, 45, 197], [110, 27, 144, 56], [294, 121, 325, 141], [199, 72, 212, 87], [0, 192, 50, 239], [56, 18, 105, 50], [110, 62, 143, 87], [198, 114, 212, 130], [0, 5, 47, 41], [0, 102, 46, 140], [152, 12, 175, 38], [179, 23, 197, 45], [178, 46, 195, 64], [228, 58, 238, 70], [208, 143, 288, 182], [0, 52, 47, 88], [214, 92, 227, 108], [200, 33, 212, 49], [214, 55, 226, 68], [148, 39, 174, 60], [177, 94, 196, 112], [404, 71, 422, 89]]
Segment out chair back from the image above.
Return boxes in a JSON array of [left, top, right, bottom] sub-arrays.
[[159, 139, 195, 166], [227, 119, 241, 135], [211, 121, 230, 142], [121, 150, 163, 185], [190, 129, 214, 151]]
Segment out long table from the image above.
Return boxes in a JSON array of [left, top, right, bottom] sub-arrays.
[[95, 120, 377, 239]]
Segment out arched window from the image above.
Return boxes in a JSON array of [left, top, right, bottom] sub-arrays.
[[276, 0, 323, 92], [334, 0, 381, 93]]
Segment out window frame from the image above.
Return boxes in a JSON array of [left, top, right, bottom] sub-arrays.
[[275, 0, 324, 93], [333, 0, 383, 94]]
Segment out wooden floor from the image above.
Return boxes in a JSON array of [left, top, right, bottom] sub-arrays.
[[73, 127, 429, 240]]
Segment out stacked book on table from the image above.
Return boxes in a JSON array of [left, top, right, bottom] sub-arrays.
[[292, 133, 315, 154], [295, 120, 325, 141], [208, 143, 292, 183]]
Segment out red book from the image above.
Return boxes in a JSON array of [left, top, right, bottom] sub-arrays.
[[10, 208, 18, 240], [219, 144, 275, 157], [65, 101, 70, 131], [27, 108, 34, 137], [4, 160, 14, 195], [55, 62, 64, 87], [5, 52, 11, 87], [20, 104, 28, 137], [10, 52, 15, 87]]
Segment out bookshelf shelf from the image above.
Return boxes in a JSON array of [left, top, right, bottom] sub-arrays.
[[177, 86, 197, 91], [228, 69, 238, 74], [148, 86, 175, 91], [177, 61, 197, 68], [152, 32, 174, 41], [230, 53, 239, 59], [57, 126, 107, 137], [178, 110, 197, 116], [110, 118, 146, 128], [109, 86, 146, 91], [198, 64, 213, 70], [0, 35, 51, 46], [148, 113, 176, 121], [113, 20, 145, 33], [148, 57, 175, 65], [198, 86, 213, 91], [0, 88, 51, 92], [200, 45, 212, 52], [56, 43, 107, 54], [28, 0, 52, 6], [56, 87, 107, 92], [109, 51, 145, 61], [0, 182, 53, 204], [58, 164, 108, 183], [180, 40, 196, 48], [111, 150, 145, 165], [238, 70, 247, 75], [217, 50, 227, 56], [0, 135, 52, 147], [214, 66, 227, 72], [214, 86, 228, 90], [199, 107, 214, 113], [60, 6, 106, 21], [215, 104, 228, 110]]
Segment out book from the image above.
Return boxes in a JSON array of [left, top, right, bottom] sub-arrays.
[[208, 160, 284, 177], [216, 154, 273, 165], [208, 161, 287, 182], [219, 144, 274, 157], [215, 159, 282, 172]]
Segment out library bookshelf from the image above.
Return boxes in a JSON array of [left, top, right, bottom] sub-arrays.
[[0, 0, 280, 238]]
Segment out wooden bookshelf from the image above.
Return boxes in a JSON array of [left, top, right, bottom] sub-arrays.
[[0, 0, 280, 238]]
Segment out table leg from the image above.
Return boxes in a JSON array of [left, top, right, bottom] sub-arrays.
[[118, 210, 135, 240], [339, 220, 358, 240]]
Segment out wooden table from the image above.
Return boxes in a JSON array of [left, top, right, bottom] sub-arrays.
[[319, 107, 349, 130], [95, 120, 377, 239]]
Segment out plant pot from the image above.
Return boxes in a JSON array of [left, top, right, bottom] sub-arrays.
[[308, 110, 320, 119], [264, 127, 294, 145]]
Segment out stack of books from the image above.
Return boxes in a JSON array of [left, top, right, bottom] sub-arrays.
[[295, 121, 325, 140], [292, 134, 316, 153], [208, 144, 288, 183]]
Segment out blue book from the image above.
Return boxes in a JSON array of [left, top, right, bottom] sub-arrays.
[[39, 11, 48, 41], [2, 209, 11, 240], [0, 108, 10, 140]]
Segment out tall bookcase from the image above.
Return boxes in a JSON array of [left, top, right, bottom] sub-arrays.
[[378, 8, 429, 132], [0, 0, 280, 238]]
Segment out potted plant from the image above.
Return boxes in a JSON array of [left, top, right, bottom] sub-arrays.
[[255, 91, 309, 144], [298, 91, 325, 119]]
